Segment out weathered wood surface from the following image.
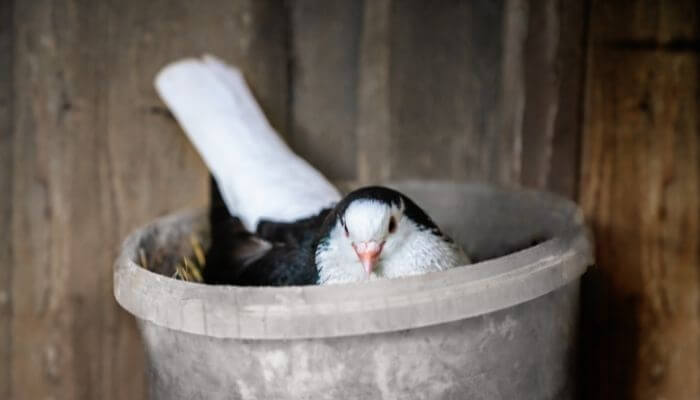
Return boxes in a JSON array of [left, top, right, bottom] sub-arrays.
[[290, 0, 363, 182], [3, 0, 286, 399], [0, 1, 15, 399], [580, 1, 700, 399], [290, 0, 584, 197]]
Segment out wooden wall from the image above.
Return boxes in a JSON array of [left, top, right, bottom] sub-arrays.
[[288, 0, 585, 196], [1, 1, 286, 399], [0, 0, 697, 399], [579, 1, 699, 398]]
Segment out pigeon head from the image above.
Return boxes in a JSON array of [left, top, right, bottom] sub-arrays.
[[339, 189, 405, 275], [316, 186, 464, 284]]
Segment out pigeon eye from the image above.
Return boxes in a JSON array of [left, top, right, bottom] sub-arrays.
[[388, 216, 396, 233]]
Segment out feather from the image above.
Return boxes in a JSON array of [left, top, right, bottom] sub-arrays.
[[154, 55, 341, 231], [204, 180, 321, 286]]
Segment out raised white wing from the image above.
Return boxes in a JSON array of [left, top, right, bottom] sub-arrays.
[[155, 55, 341, 231]]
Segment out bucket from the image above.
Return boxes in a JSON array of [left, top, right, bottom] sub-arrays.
[[114, 182, 593, 399]]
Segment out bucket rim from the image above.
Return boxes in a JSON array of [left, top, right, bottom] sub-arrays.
[[113, 182, 593, 339]]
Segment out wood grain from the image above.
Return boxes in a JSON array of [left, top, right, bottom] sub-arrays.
[[289, 0, 362, 181], [5, 0, 287, 399], [520, 0, 585, 197], [356, 0, 392, 184], [546, 0, 586, 198], [356, 0, 584, 197], [500, 0, 587, 197], [580, 1, 699, 398], [11, 3, 112, 398], [288, 0, 584, 194], [0, 1, 14, 398]]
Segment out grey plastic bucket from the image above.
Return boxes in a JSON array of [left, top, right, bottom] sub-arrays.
[[114, 182, 593, 400]]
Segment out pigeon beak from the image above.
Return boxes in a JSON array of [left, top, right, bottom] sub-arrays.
[[352, 241, 384, 276]]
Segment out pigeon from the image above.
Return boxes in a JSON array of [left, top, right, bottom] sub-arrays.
[[204, 182, 470, 286], [203, 179, 326, 286], [315, 185, 470, 284], [155, 55, 470, 286]]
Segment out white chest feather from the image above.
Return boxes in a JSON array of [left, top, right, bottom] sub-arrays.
[[316, 219, 470, 284]]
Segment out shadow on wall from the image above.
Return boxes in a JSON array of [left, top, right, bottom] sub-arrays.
[[578, 267, 641, 399]]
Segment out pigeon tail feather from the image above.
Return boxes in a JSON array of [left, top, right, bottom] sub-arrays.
[[155, 54, 341, 231]]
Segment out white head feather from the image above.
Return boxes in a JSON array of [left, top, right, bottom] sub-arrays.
[[316, 196, 470, 284]]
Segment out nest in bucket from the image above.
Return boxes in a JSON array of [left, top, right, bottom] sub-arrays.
[[140, 233, 207, 283]]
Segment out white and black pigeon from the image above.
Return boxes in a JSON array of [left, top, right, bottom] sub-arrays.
[[155, 54, 470, 286], [314, 185, 470, 284]]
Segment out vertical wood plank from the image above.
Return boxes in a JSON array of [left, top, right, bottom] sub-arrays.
[[356, 0, 392, 185], [237, 1, 290, 137], [104, 1, 287, 398], [8, 1, 287, 399], [0, 1, 14, 398], [501, 0, 587, 198], [545, 0, 586, 198], [290, 0, 362, 182], [580, 1, 699, 398], [288, 0, 584, 193], [389, 0, 505, 181], [381, 0, 584, 193], [11, 2, 109, 398], [498, 0, 528, 186], [520, 0, 563, 191]]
